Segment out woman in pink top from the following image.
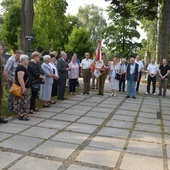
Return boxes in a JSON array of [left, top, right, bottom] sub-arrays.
[[68, 55, 79, 95]]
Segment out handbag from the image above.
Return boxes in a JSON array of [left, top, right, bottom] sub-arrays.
[[115, 73, 121, 80], [9, 78, 29, 97], [32, 83, 40, 92]]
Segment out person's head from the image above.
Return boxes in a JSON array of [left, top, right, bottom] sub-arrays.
[[51, 51, 58, 57], [60, 51, 67, 60], [162, 58, 167, 65], [122, 58, 126, 64], [43, 55, 51, 64], [151, 58, 155, 64], [136, 55, 140, 61], [50, 53, 56, 62], [72, 55, 77, 63], [112, 57, 118, 64], [20, 54, 29, 66], [130, 57, 135, 64], [15, 50, 24, 61], [102, 53, 106, 59], [31, 51, 41, 63], [0, 45, 4, 55], [85, 52, 90, 59], [73, 53, 77, 59]]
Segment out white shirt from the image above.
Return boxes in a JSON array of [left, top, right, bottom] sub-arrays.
[[147, 63, 159, 74], [49, 62, 59, 77], [121, 63, 127, 74], [130, 64, 135, 74], [80, 58, 93, 69], [135, 60, 144, 71]]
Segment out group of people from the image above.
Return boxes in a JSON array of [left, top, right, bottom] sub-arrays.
[[0, 45, 80, 122], [0, 44, 169, 123]]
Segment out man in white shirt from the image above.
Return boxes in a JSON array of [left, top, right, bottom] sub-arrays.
[[146, 58, 159, 95], [135, 55, 144, 92], [80, 52, 93, 94]]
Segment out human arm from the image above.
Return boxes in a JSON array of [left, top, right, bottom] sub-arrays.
[[17, 71, 26, 93], [3, 60, 13, 84]]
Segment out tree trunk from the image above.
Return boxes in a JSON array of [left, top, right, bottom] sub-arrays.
[[20, 0, 34, 54], [159, 0, 170, 60]]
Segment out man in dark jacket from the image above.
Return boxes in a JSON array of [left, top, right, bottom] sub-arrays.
[[57, 51, 70, 100], [0, 45, 8, 123], [126, 57, 139, 99]]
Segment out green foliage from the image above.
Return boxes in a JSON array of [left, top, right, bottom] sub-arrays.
[[77, 4, 107, 48], [33, 0, 68, 51], [102, 5, 141, 58], [0, 0, 21, 52], [65, 27, 94, 58]]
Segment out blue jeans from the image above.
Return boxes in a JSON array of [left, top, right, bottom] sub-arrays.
[[127, 74, 136, 97]]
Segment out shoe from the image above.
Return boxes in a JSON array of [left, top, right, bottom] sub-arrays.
[[18, 115, 30, 121], [29, 110, 35, 114], [114, 94, 117, 97], [132, 96, 136, 99], [109, 93, 114, 97], [153, 93, 157, 95], [97, 93, 103, 96], [163, 94, 166, 97], [34, 108, 39, 112], [158, 94, 161, 96], [43, 104, 50, 107], [145, 92, 149, 94], [58, 98, 64, 101], [118, 90, 121, 92], [62, 98, 67, 100], [50, 101, 56, 104], [0, 117, 8, 123], [83, 92, 86, 95], [86, 92, 90, 95], [125, 96, 130, 98]]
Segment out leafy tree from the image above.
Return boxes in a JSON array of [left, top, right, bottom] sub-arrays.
[[102, 5, 141, 58], [0, 0, 21, 52], [65, 27, 94, 59], [77, 4, 107, 48], [33, 0, 68, 51]]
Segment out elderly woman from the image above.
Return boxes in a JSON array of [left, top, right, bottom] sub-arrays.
[[14, 55, 30, 121], [28, 51, 45, 113], [39, 55, 57, 107], [49, 53, 59, 104], [68, 55, 79, 95], [109, 57, 121, 97]]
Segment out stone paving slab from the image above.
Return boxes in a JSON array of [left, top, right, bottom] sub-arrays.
[[76, 146, 120, 168], [67, 164, 99, 170], [77, 117, 104, 125], [0, 135, 43, 151], [63, 109, 87, 116], [33, 111, 57, 119], [51, 131, 89, 144], [127, 140, 163, 157], [32, 140, 78, 159], [8, 156, 62, 170], [115, 110, 137, 116], [52, 113, 80, 122], [85, 111, 109, 119], [0, 151, 21, 169], [120, 153, 164, 170], [0, 132, 12, 141], [135, 123, 161, 133], [112, 114, 136, 122]]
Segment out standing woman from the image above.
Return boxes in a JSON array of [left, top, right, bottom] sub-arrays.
[[39, 55, 57, 107], [49, 54, 59, 104], [28, 51, 45, 113], [68, 55, 79, 95], [14, 55, 30, 121], [109, 57, 120, 97]]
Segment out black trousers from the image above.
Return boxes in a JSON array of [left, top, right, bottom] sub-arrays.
[[147, 75, 156, 93], [136, 71, 142, 91], [58, 79, 66, 99], [119, 73, 126, 91], [69, 79, 77, 92], [30, 87, 39, 110]]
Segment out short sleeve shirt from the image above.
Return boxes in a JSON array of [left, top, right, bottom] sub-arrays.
[[15, 64, 30, 88], [4, 55, 19, 80], [159, 65, 169, 78], [80, 59, 93, 69]]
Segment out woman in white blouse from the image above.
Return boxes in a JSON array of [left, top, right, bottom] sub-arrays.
[[68, 55, 79, 95], [49, 54, 59, 103], [109, 57, 121, 97]]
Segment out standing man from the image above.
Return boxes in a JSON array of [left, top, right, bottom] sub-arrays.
[[0, 45, 8, 123], [80, 52, 93, 94], [146, 58, 159, 95], [158, 59, 169, 97], [135, 55, 144, 92], [126, 57, 139, 99], [57, 51, 70, 100], [3, 50, 24, 112], [119, 58, 127, 92], [97, 53, 109, 95]]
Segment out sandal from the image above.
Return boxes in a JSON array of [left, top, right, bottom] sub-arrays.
[[18, 115, 30, 121], [29, 110, 35, 114], [43, 105, 50, 108], [50, 101, 56, 104], [34, 108, 39, 112]]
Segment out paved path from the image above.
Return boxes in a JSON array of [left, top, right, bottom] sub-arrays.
[[0, 79, 170, 170]]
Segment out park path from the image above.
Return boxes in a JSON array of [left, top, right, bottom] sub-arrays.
[[0, 79, 170, 170]]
